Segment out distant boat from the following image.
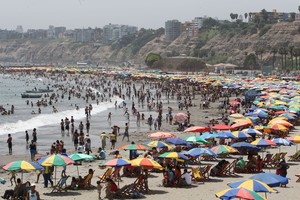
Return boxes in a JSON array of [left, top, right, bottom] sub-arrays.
[[21, 94, 42, 98], [25, 89, 54, 93]]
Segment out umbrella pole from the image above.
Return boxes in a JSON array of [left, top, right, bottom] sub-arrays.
[[77, 165, 79, 177], [21, 171, 23, 182], [55, 167, 57, 185]]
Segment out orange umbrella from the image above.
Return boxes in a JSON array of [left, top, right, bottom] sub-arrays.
[[119, 144, 147, 151], [270, 124, 288, 131], [268, 120, 293, 127], [148, 132, 176, 139], [231, 122, 251, 130]]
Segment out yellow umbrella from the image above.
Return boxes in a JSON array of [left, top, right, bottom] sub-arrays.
[[270, 124, 288, 131], [233, 117, 253, 125], [269, 117, 288, 124], [268, 120, 293, 127], [130, 158, 163, 170], [274, 101, 287, 105]]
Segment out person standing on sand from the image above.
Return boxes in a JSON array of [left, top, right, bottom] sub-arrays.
[[107, 112, 112, 122], [147, 115, 153, 130], [101, 132, 108, 150], [7, 134, 12, 155], [60, 119, 65, 135], [86, 120, 90, 135], [122, 123, 129, 142], [25, 131, 29, 144], [29, 140, 37, 161], [32, 128, 37, 143]]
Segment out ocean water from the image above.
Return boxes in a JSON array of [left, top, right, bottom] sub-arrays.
[[0, 74, 119, 135]]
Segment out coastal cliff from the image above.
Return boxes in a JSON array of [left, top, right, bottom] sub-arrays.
[[0, 21, 299, 67]]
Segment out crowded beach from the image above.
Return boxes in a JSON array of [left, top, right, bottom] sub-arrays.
[[0, 67, 300, 200]]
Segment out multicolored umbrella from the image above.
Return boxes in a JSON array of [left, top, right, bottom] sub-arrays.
[[216, 188, 266, 200], [249, 173, 289, 187], [158, 152, 188, 161], [251, 139, 276, 148], [144, 141, 173, 150], [269, 120, 293, 127], [228, 179, 277, 193], [99, 158, 131, 167], [270, 124, 288, 131], [119, 144, 147, 151], [232, 131, 252, 139], [184, 136, 209, 144], [38, 155, 74, 167], [231, 122, 251, 130], [185, 148, 216, 157], [210, 145, 239, 155], [212, 124, 233, 131], [242, 128, 263, 136], [130, 158, 163, 170], [183, 126, 208, 133], [287, 136, 300, 144], [3, 161, 44, 171], [271, 138, 294, 146], [148, 132, 175, 139], [216, 131, 235, 139]]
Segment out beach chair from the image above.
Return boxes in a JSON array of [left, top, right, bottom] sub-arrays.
[[12, 181, 31, 200], [216, 163, 229, 177], [263, 153, 273, 167], [201, 155, 217, 161], [280, 152, 287, 160], [296, 174, 300, 182], [51, 176, 69, 193], [224, 160, 237, 176], [78, 170, 94, 189], [110, 167, 122, 182], [98, 168, 113, 183], [191, 167, 204, 183], [200, 165, 212, 179], [270, 153, 281, 167], [289, 151, 300, 161]]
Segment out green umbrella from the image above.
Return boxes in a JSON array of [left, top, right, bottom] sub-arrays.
[[184, 136, 209, 144]]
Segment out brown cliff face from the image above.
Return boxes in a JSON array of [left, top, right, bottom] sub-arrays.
[[0, 22, 299, 66]]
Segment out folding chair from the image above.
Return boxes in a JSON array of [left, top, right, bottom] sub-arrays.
[[51, 176, 69, 193]]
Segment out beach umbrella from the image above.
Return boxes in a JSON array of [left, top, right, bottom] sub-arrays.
[[184, 136, 209, 144], [231, 122, 252, 130], [228, 179, 277, 193], [231, 142, 260, 151], [216, 188, 266, 200], [3, 160, 44, 182], [233, 117, 254, 125], [229, 113, 244, 119], [183, 126, 208, 133], [210, 145, 239, 155], [185, 148, 216, 157], [251, 139, 276, 148], [119, 144, 148, 151], [212, 124, 233, 131], [144, 141, 173, 150], [99, 158, 131, 167], [69, 153, 94, 162], [158, 152, 189, 161], [148, 132, 175, 139], [271, 138, 294, 146], [174, 113, 188, 123], [200, 133, 218, 139], [270, 124, 289, 131], [69, 153, 94, 176], [216, 131, 235, 139], [130, 158, 163, 170], [232, 131, 252, 139], [229, 101, 240, 106], [164, 138, 191, 146], [249, 173, 289, 187], [0, 178, 6, 185], [278, 114, 296, 121], [287, 136, 300, 144], [38, 155, 74, 167], [3, 161, 44, 171], [242, 128, 263, 136], [268, 120, 293, 127]]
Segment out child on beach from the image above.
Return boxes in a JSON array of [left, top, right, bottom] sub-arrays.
[[96, 180, 102, 200], [9, 171, 16, 186]]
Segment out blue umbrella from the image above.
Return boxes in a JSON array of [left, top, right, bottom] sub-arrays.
[[200, 133, 218, 139], [271, 138, 294, 146], [216, 131, 235, 139], [279, 114, 295, 121], [249, 173, 289, 187], [231, 142, 261, 151], [164, 138, 191, 147], [185, 148, 216, 157]]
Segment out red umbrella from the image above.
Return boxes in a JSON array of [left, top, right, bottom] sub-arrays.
[[231, 122, 251, 130], [184, 126, 208, 133], [229, 101, 240, 106], [275, 111, 286, 115], [212, 124, 233, 131]]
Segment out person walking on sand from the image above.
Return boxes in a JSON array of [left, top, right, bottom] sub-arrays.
[[147, 115, 153, 130], [25, 131, 29, 145], [32, 128, 37, 143], [122, 123, 129, 142], [86, 120, 90, 135], [107, 112, 112, 122], [7, 134, 12, 155]]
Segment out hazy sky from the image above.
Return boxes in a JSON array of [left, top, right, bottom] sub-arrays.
[[0, 0, 299, 30]]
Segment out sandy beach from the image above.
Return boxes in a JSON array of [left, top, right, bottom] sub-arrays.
[[0, 74, 300, 200]]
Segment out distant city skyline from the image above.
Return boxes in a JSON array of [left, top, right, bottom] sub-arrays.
[[0, 0, 299, 30]]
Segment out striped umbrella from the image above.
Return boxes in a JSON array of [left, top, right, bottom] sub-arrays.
[[119, 144, 148, 151], [210, 145, 239, 155], [251, 139, 276, 148], [228, 179, 277, 193], [270, 124, 288, 131], [232, 131, 252, 140], [158, 152, 188, 161], [287, 136, 300, 144], [249, 173, 288, 187], [242, 128, 263, 136], [183, 126, 208, 133], [144, 141, 173, 150], [38, 155, 74, 167], [216, 188, 266, 200], [3, 161, 44, 171], [99, 158, 131, 167], [130, 158, 163, 170]]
